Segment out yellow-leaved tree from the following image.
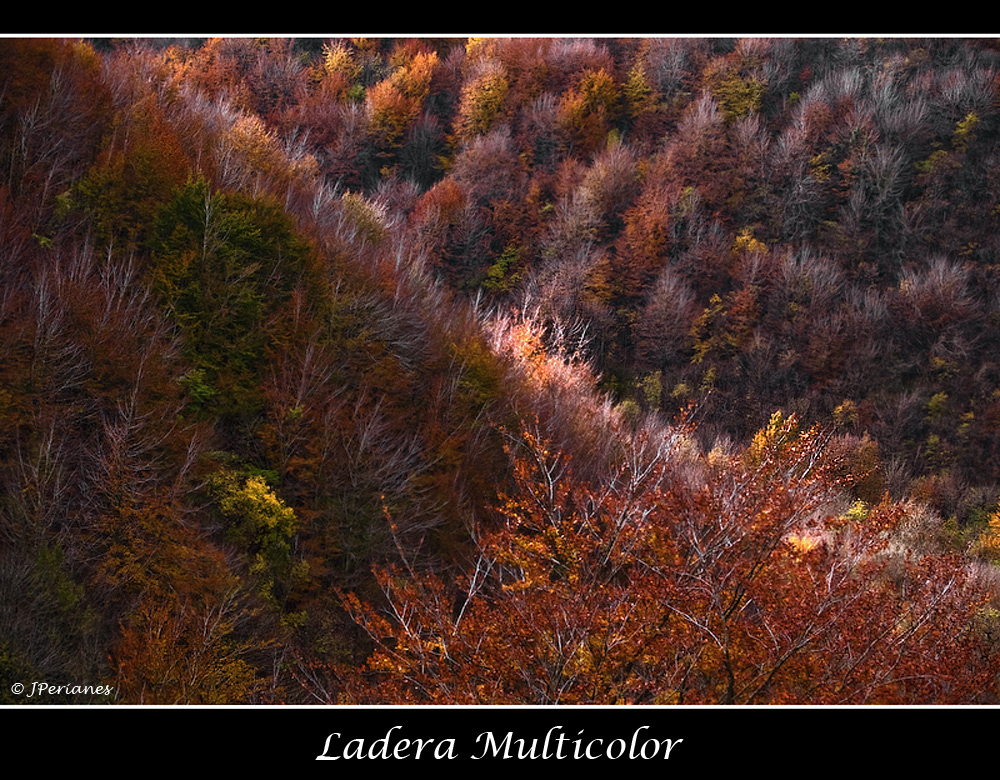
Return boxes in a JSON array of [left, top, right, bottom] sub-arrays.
[[209, 465, 307, 608]]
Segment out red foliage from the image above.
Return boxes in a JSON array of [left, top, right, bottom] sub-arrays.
[[339, 415, 998, 704]]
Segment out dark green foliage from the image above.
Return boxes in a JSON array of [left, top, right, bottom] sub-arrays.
[[0, 642, 38, 703], [150, 176, 314, 422], [0, 542, 108, 698], [481, 243, 525, 294]]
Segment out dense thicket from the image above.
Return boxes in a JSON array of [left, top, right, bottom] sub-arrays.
[[2, 36, 1000, 704]]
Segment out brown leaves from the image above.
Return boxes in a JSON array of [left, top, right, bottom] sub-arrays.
[[341, 413, 998, 704]]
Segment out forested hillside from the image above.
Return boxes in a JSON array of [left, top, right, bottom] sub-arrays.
[[2, 35, 1000, 704]]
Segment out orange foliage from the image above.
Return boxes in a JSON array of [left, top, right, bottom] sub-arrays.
[[340, 414, 997, 704]]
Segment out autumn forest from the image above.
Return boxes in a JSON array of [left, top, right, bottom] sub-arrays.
[[2, 35, 1000, 705]]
